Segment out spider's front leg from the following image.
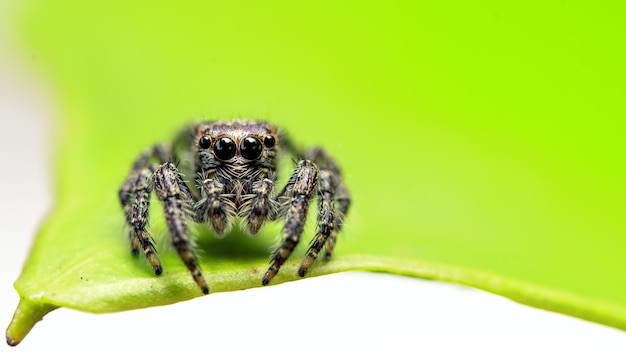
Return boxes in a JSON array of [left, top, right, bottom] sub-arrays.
[[154, 162, 209, 294], [262, 160, 318, 285]]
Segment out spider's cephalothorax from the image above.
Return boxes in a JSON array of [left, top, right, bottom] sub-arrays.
[[119, 120, 350, 294]]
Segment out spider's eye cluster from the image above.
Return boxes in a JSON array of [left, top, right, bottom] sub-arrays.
[[201, 134, 276, 161]]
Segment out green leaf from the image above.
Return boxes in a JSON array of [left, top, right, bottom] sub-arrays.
[[7, 0, 626, 345]]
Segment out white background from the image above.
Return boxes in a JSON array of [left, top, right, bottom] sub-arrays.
[[2, 3, 626, 351]]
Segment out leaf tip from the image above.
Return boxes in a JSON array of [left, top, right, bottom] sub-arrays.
[[5, 298, 58, 347], [6, 332, 17, 347]]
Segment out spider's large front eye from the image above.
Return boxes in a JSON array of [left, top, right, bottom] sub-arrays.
[[240, 136, 263, 160], [214, 137, 236, 160]]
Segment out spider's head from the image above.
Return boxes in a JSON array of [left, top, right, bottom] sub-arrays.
[[193, 120, 278, 176]]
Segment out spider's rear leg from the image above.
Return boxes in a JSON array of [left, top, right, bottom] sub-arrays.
[[298, 169, 335, 276], [324, 182, 350, 259], [119, 175, 143, 256], [304, 147, 352, 260], [118, 166, 163, 274], [119, 144, 172, 254], [154, 162, 209, 295], [119, 145, 172, 274], [262, 160, 318, 285]]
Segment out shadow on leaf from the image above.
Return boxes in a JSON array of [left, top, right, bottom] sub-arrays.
[[192, 223, 278, 260]]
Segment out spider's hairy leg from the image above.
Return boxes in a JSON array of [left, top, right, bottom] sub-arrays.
[[117, 166, 163, 274], [154, 162, 209, 295], [304, 147, 352, 260], [244, 178, 275, 235], [129, 166, 162, 274], [298, 169, 335, 277], [326, 181, 350, 259], [262, 160, 318, 285], [196, 178, 231, 235], [118, 144, 172, 274], [119, 176, 142, 256]]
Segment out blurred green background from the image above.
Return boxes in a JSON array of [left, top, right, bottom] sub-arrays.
[[10, 0, 626, 330]]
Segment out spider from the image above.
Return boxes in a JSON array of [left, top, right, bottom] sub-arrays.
[[118, 120, 350, 294]]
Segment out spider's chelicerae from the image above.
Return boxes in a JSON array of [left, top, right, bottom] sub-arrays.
[[119, 120, 350, 294]]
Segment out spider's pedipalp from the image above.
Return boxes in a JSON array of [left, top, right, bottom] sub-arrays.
[[196, 178, 230, 235], [243, 178, 274, 234]]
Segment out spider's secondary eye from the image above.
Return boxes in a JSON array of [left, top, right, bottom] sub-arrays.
[[199, 136, 212, 149], [240, 137, 263, 160], [263, 135, 276, 148], [214, 137, 236, 160]]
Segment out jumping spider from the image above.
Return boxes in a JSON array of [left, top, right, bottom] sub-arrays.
[[119, 120, 350, 294]]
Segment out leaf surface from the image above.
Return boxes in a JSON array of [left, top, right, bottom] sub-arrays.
[[7, 0, 626, 345]]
